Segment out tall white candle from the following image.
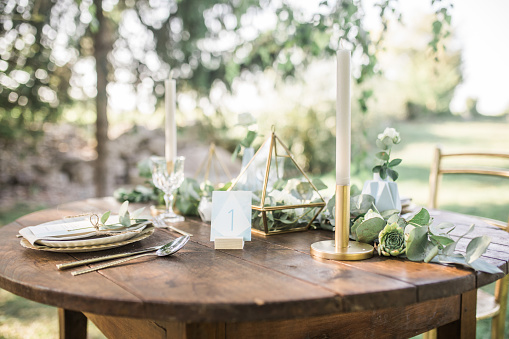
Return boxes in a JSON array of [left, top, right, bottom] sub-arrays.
[[165, 76, 177, 163], [336, 50, 351, 186]]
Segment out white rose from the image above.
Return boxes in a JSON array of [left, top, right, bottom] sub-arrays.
[[378, 127, 401, 144]]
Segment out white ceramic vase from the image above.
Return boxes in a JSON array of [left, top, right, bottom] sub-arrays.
[[361, 173, 402, 212]]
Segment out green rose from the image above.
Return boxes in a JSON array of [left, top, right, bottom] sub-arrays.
[[378, 222, 406, 256]]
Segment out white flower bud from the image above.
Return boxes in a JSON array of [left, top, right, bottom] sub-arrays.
[[378, 127, 401, 144]]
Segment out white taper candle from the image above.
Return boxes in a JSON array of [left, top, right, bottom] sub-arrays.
[[336, 49, 351, 186], [165, 76, 177, 163]]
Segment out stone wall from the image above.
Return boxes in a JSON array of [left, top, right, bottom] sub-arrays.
[[0, 124, 240, 208]]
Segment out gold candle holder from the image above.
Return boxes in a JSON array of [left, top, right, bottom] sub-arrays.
[[310, 185, 374, 260]]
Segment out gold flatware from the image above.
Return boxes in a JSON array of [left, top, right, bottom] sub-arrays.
[[72, 235, 190, 276], [56, 244, 163, 270]]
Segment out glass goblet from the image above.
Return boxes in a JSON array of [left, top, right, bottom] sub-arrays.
[[150, 156, 185, 223]]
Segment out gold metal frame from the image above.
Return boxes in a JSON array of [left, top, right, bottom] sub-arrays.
[[229, 131, 326, 235], [194, 143, 232, 186]]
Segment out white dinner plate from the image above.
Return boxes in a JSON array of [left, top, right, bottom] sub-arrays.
[[20, 226, 155, 253]]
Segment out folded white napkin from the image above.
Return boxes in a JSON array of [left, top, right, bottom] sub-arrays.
[[19, 216, 146, 245]]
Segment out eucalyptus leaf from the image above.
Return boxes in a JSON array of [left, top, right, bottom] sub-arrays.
[[350, 217, 364, 240], [405, 225, 432, 261], [176, 199, 197, 216], [469, 259, 503, 274], [364, 209, 383, 220], [175, 178, 201, 216], [267, 219, 274, 230], [119, 211, 131, 227], [396, 217, 407, 228], [296, 182, 313, 201], [433, 255, 503, 274], [432, 253, 468, 267], [330, 208, 336, 226], [311, 178, 328, 191], [458, 224, 476, 240], [424, 245, 439, 263], [430, 222, 455, 235], [100, 211, 110, 224], [350, 194, 375, 217], [430, 234, 455, 248], [188, 187, 201, 201], [278, 218, 297, 224], [381, 209, 400, 220], [273, 179, 287, 190], [119, 201, 129, 217], [131, 207, 145, 220], [442, 241, 456, 256], [387, 214, 399, 225], [327, 194, 335, 215], [466, 236, 491, 264], [350, 184, 361, 196], [408, 208, 432, 226], [356, 217, 385, 243]]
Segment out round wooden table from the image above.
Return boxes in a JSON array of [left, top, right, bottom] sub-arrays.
[[1, 198, 508, 339]]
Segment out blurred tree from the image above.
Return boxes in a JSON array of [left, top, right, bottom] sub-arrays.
[[0, 0, 453, 196], [0, 0, 72, 140]]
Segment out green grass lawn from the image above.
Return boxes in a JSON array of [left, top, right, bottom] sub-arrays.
[[1, 118, 508, 338]]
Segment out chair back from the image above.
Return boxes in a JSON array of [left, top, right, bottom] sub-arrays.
[[428, 146, 509, 230]]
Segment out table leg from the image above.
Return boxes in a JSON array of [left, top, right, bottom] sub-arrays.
[[437, 289, 477, 339], [58, 308, 87, 339]]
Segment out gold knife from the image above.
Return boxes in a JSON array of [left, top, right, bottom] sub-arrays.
[[56, 245, 163, 270]]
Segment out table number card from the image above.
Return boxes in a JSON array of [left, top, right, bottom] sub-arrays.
[[210, 191, 252, 248]]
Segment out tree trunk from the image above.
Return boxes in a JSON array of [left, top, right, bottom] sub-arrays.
[[93, 0, 113, 197]]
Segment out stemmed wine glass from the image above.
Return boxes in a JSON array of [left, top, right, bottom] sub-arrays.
[[150, 156, 185, 224]]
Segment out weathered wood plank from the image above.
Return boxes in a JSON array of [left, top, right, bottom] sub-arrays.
[[93, 237, 338, 322], [181, 220, 417, 311], [342, 257, 475, 302], [85, 295, 461, 339], [226, 295, 461, 339]]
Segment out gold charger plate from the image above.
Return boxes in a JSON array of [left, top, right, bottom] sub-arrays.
[[20, 226, 155, 253]]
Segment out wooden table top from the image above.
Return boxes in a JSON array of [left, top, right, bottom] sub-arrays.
[[0, 198, 508, 323]]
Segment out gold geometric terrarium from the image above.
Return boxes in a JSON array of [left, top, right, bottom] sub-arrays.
[[194, 143, 233, 187], [228, 131, 326, 235]]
